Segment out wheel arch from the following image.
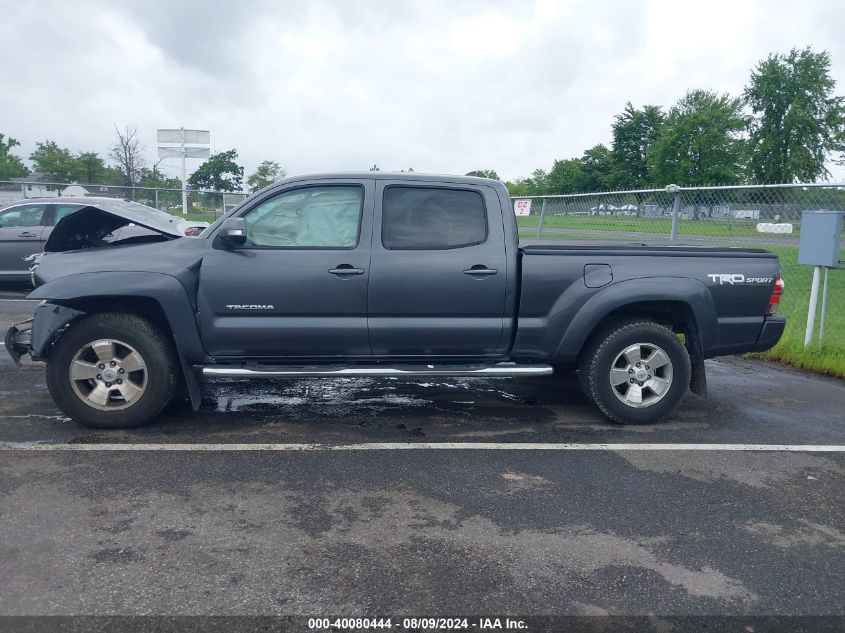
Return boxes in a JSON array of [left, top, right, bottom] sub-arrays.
[[551, 277, 715, 395], [28, 272, 204, 410]]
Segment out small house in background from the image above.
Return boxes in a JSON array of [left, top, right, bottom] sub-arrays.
[[5, 174, 60, 200]]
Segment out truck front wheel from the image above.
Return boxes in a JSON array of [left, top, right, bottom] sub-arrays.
[[579, 319, 690, 424], [46, 313, 178, 429]]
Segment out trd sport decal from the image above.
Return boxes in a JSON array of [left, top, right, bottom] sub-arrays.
[[707, 274, 774, 285]]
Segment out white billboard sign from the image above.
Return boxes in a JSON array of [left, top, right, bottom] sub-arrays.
[[158, 146, 210, 159], [157, 129, 210, 144], [513, 199, 532, 216]]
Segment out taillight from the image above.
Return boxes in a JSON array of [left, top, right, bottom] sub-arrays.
[[767, 276, 784, 315], [184, 227, 202, 236]]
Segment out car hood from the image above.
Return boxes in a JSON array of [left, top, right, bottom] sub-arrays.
[[33, 238, 207, 287], [44, 199, 187, 252]]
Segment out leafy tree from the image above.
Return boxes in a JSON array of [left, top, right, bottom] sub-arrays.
[[650, 90, 746, 218], [545, 145, 615, 195], [504, 178, 535, 197], [71, 151, 108, 183], [30, 140, 77, 182], [108, 125, 146, 194], [745, 47, 845, 183], [466, 169, 500, 180], [247, 160, 286, 192], [188, 149, 244, 191], [0, 134, 28, 180], [505, 169, 550, 196], [139, 164, 181, 190], [650, 89, 746, 188], [610, 103, 665, 189], [369, 164, 380, 171], [580, 144, 615, 191], [547, 158, 586, 194]]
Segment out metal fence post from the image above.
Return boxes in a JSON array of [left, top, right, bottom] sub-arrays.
[[536, 198, 547, 239], [669, 187, 681, 241], [154, 188, 159, 210], [819, 267, 829, 344]]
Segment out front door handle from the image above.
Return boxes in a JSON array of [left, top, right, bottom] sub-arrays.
[[463, 266, 498, 276], [18, 232, 37, 238], [328, 265, 365, 276]]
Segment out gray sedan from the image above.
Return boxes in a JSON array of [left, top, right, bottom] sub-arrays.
[[0, 198, 207, 282]]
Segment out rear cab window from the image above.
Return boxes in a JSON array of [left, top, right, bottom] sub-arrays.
[[381, 186, 487, 249]]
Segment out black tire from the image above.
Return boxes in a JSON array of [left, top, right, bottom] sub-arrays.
[[46, 313, 178, 429], [578, 319, 690, 424]]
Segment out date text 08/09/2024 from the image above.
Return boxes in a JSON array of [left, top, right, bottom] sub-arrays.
[[307, 617, 528, 630]]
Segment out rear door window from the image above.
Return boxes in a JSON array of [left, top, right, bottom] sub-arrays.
[[53, 204, 83, 224], [381, 187, 487, 249]]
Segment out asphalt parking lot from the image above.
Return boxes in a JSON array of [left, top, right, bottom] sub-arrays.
[[0, 294, 843, 624]]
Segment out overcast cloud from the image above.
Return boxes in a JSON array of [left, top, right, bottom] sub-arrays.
[[2, 0, 844, 182]]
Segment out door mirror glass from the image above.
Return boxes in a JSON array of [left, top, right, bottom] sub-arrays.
[[216, 217, 246, 248]]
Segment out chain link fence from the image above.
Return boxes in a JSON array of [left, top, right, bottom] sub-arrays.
[[514, 183, 845, 377], [0, 180, 248, 220], [0, 178, 841, 377]]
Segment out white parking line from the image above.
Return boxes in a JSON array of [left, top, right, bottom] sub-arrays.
[[1, 442, 843, 452]]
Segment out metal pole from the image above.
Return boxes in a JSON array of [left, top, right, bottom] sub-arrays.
[[536, 199, 548, 238], [180, 127, 188, 215], [819, 267, 829, 344], [154, 188, 159, 210], [670, 190, 681, 241], [804, 265, 821, 347]]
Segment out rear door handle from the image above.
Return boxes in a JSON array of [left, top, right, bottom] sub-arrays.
[[328, 265, 365, 276], [463, 267, 498, 276], [18, 232, 37, 238]]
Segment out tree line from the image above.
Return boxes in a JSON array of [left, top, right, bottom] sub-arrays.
[[496, 48, 844, 197], [0, 124, 286, 194]]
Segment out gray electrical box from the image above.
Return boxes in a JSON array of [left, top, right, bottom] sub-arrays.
[[798, 210, 843, 268]]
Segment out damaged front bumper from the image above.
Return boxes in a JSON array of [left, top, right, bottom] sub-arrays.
[[4, 303, 85, 366], [4, 318, 33, 366]]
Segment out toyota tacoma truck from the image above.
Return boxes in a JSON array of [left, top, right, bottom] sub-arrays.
[[5, 173, 786, 429]]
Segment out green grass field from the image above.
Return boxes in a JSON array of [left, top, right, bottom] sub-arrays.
[[517, 214, 800, 238], [751, 246, 844, 378]]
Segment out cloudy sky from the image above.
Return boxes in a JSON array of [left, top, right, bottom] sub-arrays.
[[2, 0, 844, 182]]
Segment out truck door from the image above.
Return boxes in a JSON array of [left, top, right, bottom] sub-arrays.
[[197, 180, 374, 358], [368, 181, 508, 357]]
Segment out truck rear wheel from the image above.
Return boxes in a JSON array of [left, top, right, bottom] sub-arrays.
[[46, 313, 178, 429], [579, 319, 690, 425]]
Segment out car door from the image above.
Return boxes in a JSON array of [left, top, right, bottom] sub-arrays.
[[368, 181, 508, 358], [0, 203, 48, 278], [198, 179, 374, 359]]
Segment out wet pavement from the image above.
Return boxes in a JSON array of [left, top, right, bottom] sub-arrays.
[[0, 296, 843, 619]]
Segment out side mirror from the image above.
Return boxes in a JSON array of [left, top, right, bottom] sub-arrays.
[[216, 217, 246, 248]]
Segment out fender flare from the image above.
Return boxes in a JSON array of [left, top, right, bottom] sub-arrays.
[[28, 272, 204, 411], [550, 276, 719, 364]]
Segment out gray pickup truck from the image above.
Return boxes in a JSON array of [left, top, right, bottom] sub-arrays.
[[5, 173, 786, 429]]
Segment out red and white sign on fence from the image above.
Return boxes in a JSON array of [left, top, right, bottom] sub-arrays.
[[514, 199, 532, 216]]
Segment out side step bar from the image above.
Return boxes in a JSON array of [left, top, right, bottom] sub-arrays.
[[202, 363, 554, 378]]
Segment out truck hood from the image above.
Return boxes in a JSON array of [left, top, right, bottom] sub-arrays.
[[32, 238, 208, 287], [44, 199, 187, 252]]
